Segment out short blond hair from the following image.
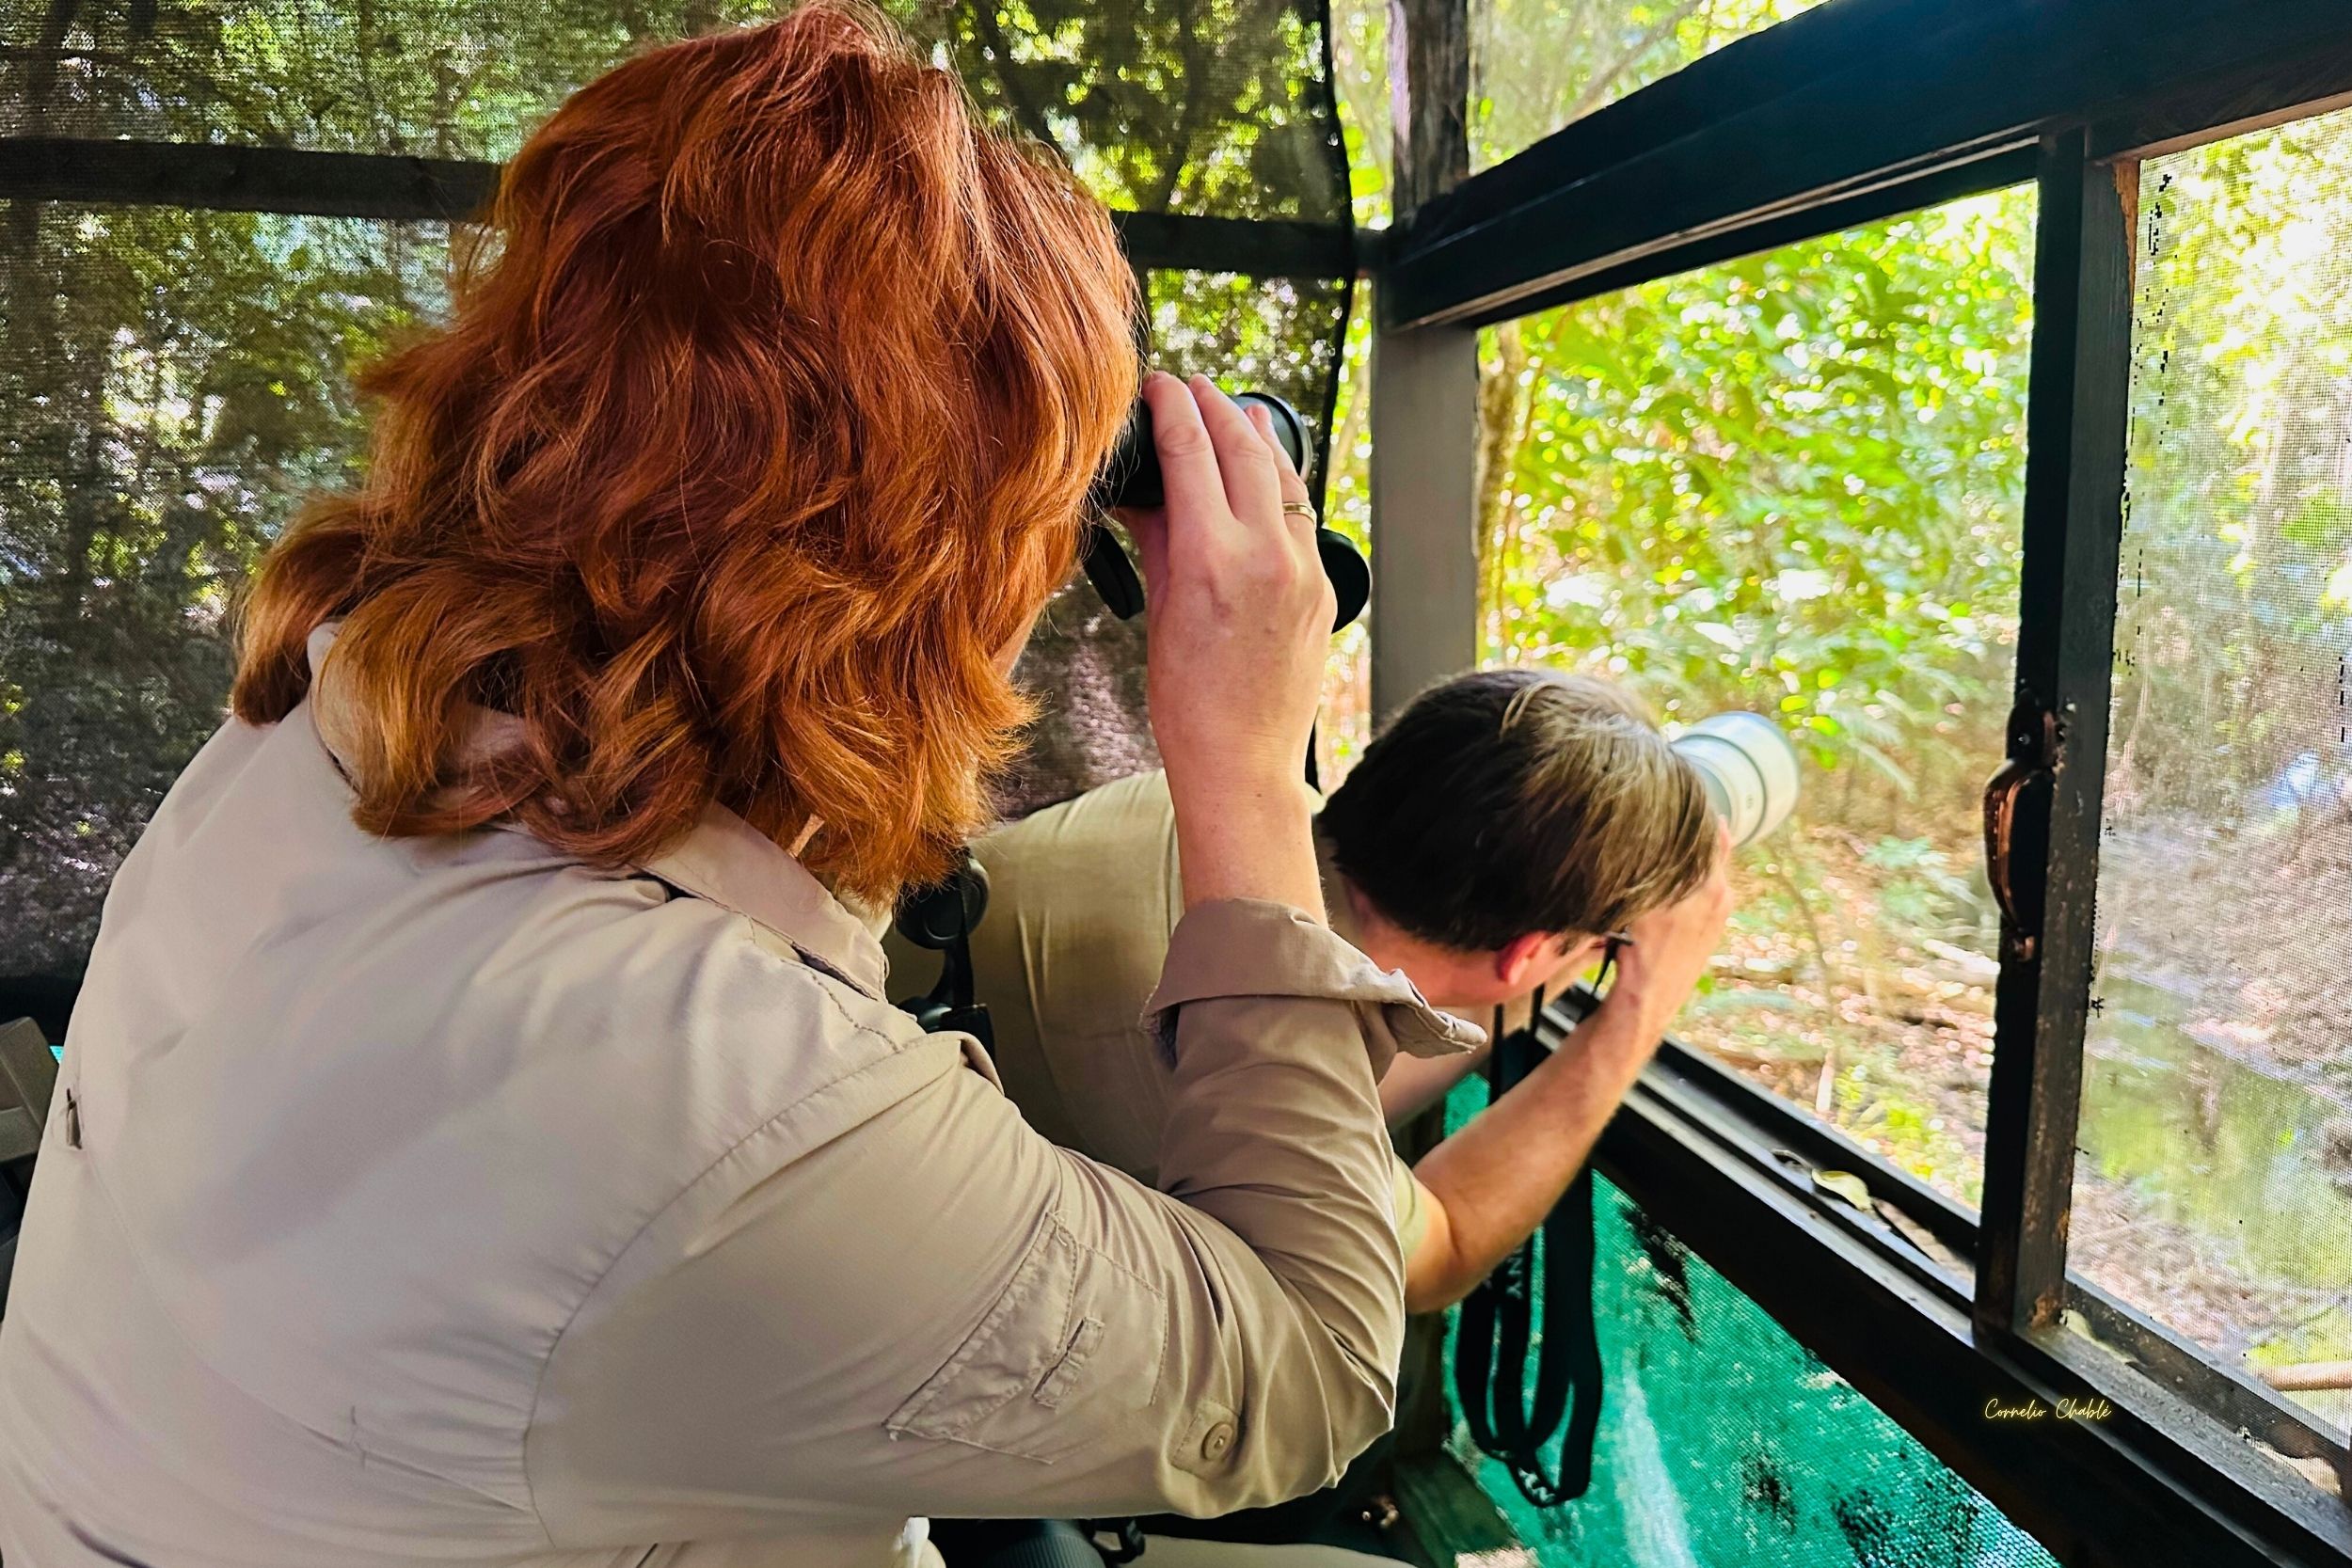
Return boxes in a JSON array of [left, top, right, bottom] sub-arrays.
[[1320, 669, 1716, 949]]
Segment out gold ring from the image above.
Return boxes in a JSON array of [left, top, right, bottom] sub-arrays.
[[1280, 501, 1317, 519]]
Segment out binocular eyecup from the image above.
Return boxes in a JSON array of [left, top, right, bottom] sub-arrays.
[[1081, 389, 1370, 632]]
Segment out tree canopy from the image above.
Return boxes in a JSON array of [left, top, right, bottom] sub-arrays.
[[1, 0, 1348, 970]]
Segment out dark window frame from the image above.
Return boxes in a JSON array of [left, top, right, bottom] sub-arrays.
[[1369, 1, 2352, 1564]]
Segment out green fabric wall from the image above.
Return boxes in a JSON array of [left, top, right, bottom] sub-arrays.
[[1442, 1084, 2058, 1568]]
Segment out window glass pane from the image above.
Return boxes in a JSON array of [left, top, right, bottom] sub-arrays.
[[1469, 0, 1823, 172], [2074, 108, 2352, 1433], [1484, 190, 2036, 1209]]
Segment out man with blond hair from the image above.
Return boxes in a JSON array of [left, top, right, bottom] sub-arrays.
[[895, 666, 1734, 1318]]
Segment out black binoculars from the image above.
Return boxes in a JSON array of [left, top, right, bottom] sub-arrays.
[[1081, 389, 1370, 632]]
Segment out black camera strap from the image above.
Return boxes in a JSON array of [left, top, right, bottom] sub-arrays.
[[1453, 987, 1605, 1510], [893, 852, 993, 1053]]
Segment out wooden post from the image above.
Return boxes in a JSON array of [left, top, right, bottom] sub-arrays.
[[1374, 0, 1480, 1465], [1369, 0, 1479, 726], [1976, 132, 2134, 1337]]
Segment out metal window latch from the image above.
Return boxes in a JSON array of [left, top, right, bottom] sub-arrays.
[[1983, 703, 2061, 965]]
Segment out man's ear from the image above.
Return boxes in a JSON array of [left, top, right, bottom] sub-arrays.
[[1494, 930, 1557, 990]]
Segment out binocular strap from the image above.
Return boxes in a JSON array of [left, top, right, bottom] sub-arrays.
[[1452, 1001, 1604, 1511]]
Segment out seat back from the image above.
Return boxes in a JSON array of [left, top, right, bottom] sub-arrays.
[[0, 1017, 58, 1316]]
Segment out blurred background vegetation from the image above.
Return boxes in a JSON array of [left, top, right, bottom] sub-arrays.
[[0, 0, 1353, 958]]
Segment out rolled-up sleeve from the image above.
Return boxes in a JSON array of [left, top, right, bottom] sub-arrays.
[[1138, 898, 1485, 1500], [524, 900, 1483, 1544], [1144, 898, 1487, 1076]]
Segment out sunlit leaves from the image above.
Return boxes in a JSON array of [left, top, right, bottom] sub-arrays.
[[1467, 0, 1820, 172], [1482, 189, 2036, 836]]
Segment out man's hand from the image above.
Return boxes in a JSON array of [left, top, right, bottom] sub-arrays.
[[1602, 821, 1734, 1040], [1403, 825, 1734, 1312]]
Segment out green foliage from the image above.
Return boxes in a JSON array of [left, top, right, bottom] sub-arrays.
[[2110, 110, 2352, 812], [1485, 190, 2037, 831], [1468, 0, 1818, 171], [1864, 835, 1990, 944], [1, 202, 443, 969]]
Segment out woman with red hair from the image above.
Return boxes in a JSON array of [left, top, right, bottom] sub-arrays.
[[0, 7, 1475, 1567]]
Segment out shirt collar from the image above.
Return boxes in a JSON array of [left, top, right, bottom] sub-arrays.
[[631, 804, 891, 999], [304, 621, 890, 1001]]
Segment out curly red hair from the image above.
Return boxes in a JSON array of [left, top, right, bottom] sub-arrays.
[[233, 3, 1138, 900]]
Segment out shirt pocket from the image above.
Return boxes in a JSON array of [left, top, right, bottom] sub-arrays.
[[884, 1214, 1167, 1464]]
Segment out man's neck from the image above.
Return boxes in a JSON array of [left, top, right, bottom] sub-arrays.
[[1331, 868, 1496, 1012]]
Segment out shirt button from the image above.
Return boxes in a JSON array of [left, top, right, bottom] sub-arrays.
[[1200, 1420, 1236, 1462]]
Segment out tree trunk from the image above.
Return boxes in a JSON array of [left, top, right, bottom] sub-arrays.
[[1473, 321, 1528, 659]]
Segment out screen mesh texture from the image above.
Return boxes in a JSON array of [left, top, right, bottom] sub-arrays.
[[4, 0, 1350, 223], [1441, 1074, 2059, 1568], [1, 2, 1353, 1009]]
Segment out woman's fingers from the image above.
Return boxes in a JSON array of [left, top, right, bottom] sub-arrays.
[[1190, 374, 1279, 530], [1141, 372, 1228, 553], [1247, 403, 1317, 547]]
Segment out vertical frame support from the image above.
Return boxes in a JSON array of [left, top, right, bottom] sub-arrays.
[[1368, 327, 1480, 719], [1375, 0, 1478, 1464], [1369, 0, 1479, 725], [1977, 129, 2136, 1338]]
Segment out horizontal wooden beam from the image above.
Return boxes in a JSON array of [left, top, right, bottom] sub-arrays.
[[1378, 0, 2352, 330], [0, 138, 1355, 279], [1111, 208, 1355, 280], [2069, 1281, 2349, 1466], [1469, 143, 2036, 326], [0, 137, 498, 221]]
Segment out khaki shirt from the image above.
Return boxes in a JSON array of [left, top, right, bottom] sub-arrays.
[[0, 626, 1481, 1568], [883, 772, 1432, 1259]]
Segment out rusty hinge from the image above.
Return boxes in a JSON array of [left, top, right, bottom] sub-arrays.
[[1983, 703, 2062, 964]]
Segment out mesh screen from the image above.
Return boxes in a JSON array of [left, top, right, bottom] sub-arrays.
[[1, 1, 1349, 223], [1441, 1081, 2058, 1564], [1000, 266, 1348, 816], [2073, 107, 2352, 1433], [1, 4, 1351, 1004], [0, 202, 453, 981], [1002, 265, 1355, 817]]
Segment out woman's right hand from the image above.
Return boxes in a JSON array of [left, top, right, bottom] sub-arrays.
[[1118, 372, 1335, 914]]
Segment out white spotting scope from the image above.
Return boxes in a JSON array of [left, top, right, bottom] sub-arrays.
[[1671, 711, 1801, 847]]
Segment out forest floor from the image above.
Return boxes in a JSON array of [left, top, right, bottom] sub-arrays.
[[1674, 816, 2352, 1433], [1677, 820, 2004, 1205], [2090, 810, 2352, 1085]]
